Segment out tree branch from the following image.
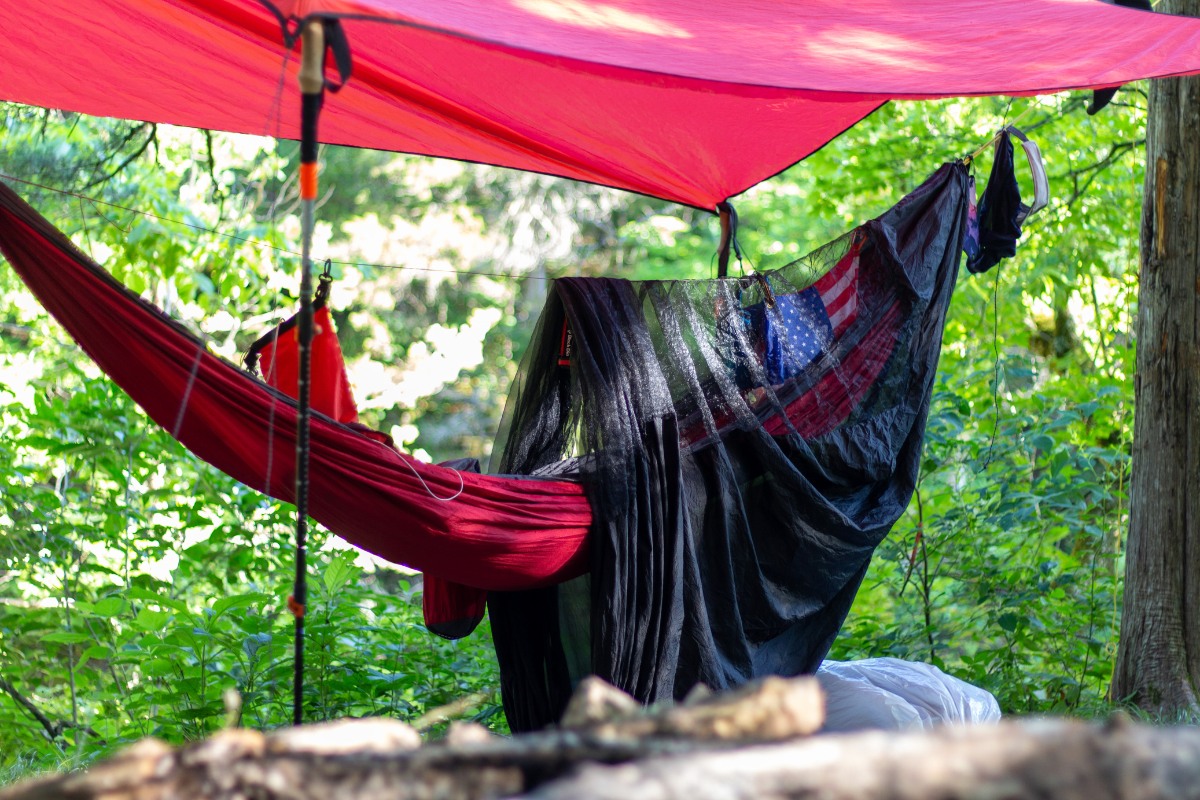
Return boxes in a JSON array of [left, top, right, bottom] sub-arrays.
[[1056, 139, 1146, 207], [6, 713, 1200, 800], [204, 128, 226, 214], [0, 674, 103, 745], [1021, 96, 1088, 134], [0, 322, 33, 341], [81, 123, 158, 190], [0, 675, 64, 741]]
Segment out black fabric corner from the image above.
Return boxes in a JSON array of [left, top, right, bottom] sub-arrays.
[[967, 132, 1022, 275], [1088, 0, 1153, 115]]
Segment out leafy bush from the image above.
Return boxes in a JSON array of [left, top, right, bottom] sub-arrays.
[[0, 377, 505, 770]]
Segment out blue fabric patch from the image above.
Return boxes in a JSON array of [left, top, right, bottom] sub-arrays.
[[963, 175, 981, 259], [749, 287, 833, 384]]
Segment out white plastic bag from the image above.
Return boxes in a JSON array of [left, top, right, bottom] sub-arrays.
[[816, 657, 1001, 732]]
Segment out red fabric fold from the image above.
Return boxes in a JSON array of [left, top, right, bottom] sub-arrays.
[[422, 577, 488, 640], [248, 304, 361, 425]]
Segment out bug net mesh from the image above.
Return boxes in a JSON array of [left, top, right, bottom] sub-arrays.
[[488, 162, 971, 731]]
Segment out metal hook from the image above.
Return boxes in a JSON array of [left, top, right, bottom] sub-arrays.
[[315, 259, 333, 305], [754, 272, 776, 308]]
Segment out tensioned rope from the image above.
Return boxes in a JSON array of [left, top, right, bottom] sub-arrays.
[[2, 99, 1054, 287], [0, 171, 546, 283], [262, 46, 295, 532]]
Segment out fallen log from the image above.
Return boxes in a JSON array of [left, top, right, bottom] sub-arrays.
[[529, 714, 1200, 800], [3, 676, 1198, 800]]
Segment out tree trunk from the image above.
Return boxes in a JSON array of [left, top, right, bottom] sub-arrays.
[[1112, 0, 1200, 715]]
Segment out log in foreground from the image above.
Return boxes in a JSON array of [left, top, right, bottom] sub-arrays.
[[531, 715, 1200, 800], [3, 676, 1199, 800]]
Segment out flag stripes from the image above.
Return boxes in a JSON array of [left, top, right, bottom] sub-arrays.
[[814, 241, 860, 336]]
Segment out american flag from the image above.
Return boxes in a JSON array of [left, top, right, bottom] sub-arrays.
[[756, 238, 861, 384], [813, 242, 860, 337]]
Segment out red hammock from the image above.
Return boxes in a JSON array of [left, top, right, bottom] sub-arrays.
[[0, 177, 904, 635], [0, 182, 593, 599]]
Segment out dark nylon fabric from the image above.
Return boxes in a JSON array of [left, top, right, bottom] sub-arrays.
[[490, 163, 969, 731], [1089, 0, 1156, 115], [968, 131, 1023, 275]]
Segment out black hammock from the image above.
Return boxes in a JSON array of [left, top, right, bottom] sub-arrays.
[[1, 161, 976, 732]]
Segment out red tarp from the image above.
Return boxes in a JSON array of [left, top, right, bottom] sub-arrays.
[[3, 1, 1200, 208]]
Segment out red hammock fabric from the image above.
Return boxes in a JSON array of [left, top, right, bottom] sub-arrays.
[[3, 1, 1200, 208], [241, 285, 489, 634], [0, 182, 593, 593]]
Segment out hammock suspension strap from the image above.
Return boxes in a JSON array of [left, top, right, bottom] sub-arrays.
[[716, 200, 742, 278]]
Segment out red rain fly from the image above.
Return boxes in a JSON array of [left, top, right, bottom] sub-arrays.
[[3, 1, 1200, 208]]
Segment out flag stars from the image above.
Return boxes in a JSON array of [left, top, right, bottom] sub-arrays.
[[754, 252, 860, 384]]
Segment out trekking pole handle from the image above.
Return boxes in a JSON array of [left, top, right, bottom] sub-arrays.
[[299, 20, 325, 96]]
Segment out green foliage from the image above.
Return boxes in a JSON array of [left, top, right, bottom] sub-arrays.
[[0, 374, 504, 771], [0, 109, 505, 777], [830, 373, 1130, 715], [820, 95, 1142, 717], [0, 85, 1151, 782]]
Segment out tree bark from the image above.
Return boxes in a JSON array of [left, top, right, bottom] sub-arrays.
[[6, 716, 1200, 800], [1112, 0, 1200, 715], [528, 717, 1200, 800]]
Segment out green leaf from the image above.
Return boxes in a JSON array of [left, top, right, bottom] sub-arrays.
[[75, 644, 113, 671], [1029, 433, 1055, 451], [322, 551, 362, 594], [126, 587, 188, 612], [91, 597, 128, 617], [133, 609, 172, 631], [142, 658, 177, 678], [211, 592, 270, 619], [42, 631, 94, 645], [243, 633, 272, 658]]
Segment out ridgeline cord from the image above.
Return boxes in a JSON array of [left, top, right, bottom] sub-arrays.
[[980, 261, 1004, 470], [262, 42, 296, 504]]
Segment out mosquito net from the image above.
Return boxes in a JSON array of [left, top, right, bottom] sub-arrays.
[[487, 162, 971, 731]]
